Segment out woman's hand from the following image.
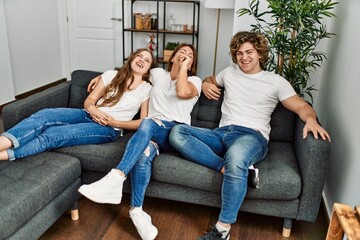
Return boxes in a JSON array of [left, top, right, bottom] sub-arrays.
[[179, 55, 192, 70], [87, 106, 111, 126]]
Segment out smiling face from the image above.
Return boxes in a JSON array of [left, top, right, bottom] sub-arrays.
[[131, 50, 153, 75], [235, 42, 262, 74], [171, 46, 194, 69]]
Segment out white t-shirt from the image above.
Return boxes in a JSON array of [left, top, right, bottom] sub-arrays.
[[148, 68, 202, 125], [96, 70, 152, 125], [216, 63, 296, 140]]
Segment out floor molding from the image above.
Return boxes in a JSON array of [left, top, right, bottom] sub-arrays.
[[0, 78, 67, 112]]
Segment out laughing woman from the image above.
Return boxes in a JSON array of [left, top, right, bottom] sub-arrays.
[[0, 48, 157, 161], [79, 43, 202, 240]]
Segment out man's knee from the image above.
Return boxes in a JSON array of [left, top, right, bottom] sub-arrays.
[[169, 124, 188, 147], [224, 152, 249, 177]]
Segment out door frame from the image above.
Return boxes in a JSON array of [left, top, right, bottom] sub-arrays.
[[58, 0, 71, 79]]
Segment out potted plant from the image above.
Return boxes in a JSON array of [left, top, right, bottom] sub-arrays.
[[238, 0, 338, 102], [163, 42, 179, 62]]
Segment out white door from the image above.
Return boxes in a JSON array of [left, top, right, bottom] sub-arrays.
[[67, 0, 122, 72]]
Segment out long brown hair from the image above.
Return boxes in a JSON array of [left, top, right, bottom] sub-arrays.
[[166, 43, 198, 76], [99, 48, 157, 107]]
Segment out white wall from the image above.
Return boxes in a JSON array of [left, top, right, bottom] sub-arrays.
[[0, 0, 15, 104], [233, 0, 360, 216], [318, 0, 360, 214], [0, 0, 232, 105], [3, 0, 64, 96], [198, 7, 234, 77]]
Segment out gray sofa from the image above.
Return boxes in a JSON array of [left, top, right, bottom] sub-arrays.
[[1, 69, 331, 238]]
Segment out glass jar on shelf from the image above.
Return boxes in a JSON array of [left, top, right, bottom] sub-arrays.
[[167, 14, 175, 30], [135, 13, 144, 30], [151, 13, 158, 30], [143, 13, 151, 30]]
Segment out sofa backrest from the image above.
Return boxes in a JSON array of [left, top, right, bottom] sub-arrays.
[[68, 70, 102, 108], [191, 92, 296, 143], [69, 70, 296, 143], [191, 93, 223, 129]]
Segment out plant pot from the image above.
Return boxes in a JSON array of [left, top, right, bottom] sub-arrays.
[[163, 50, 173, 62]]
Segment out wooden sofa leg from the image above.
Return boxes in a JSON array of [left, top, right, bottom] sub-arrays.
[[70, 201, 79, 221], [282, 218, 292, 237], [71, 209, 79, 220]]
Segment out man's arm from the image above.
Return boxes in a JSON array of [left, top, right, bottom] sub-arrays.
[[87, 77, 100, 93], [281, 95, 331, 142]]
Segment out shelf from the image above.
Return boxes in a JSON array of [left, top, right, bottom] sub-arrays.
[[122, 0, 200, 65], [124, 28, 198, 35], [133, 0, 200, 3]]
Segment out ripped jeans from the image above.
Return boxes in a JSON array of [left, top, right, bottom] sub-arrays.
[[116, 118, 178, 207]]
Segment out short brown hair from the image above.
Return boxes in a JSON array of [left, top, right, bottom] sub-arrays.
[[229, 31, 269, 70]]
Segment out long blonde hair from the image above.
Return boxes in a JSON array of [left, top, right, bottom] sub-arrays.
[[99, 48, 157, 107]]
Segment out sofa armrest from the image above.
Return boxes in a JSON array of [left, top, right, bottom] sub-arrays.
[[2, 82, 71, 131], [294, 116, 331, 222]]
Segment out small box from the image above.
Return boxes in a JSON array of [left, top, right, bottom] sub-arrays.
[[163, 50, 173, 62]]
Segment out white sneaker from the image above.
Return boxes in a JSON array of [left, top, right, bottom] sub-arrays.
[[130, 207, 158, 240], [78, 169, 125, 204]]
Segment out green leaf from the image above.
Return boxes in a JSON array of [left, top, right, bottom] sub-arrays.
[[237, 0, 338, 103]]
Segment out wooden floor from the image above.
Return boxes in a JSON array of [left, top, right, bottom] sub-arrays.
[[40, 194, 329, 240], [1, 114, 328, 239]]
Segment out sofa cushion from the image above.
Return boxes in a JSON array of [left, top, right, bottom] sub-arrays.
[[152, 141, 301, 201], [246, 142, 301, 199], [0, 152, 81, 239], [68, 70, 102, 108], [56, 131, 134, 173], [152, 152, 223, 192]]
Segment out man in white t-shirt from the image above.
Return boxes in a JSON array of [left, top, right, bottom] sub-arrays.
[[169, 31, 331, 240]]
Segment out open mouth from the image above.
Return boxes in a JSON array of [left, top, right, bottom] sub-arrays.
[[135, 62, 144, 68]]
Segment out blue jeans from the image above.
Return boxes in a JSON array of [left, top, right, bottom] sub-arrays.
[[130, 141, 158, 207], [169, 124, 268, 224], [1, 108, 120, 160], [116, 118, 178, 207]]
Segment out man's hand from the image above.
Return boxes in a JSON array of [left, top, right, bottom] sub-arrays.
[[303, 119, 331, 142], [87, 78, 100, 93], [202, 81, 221, 100]]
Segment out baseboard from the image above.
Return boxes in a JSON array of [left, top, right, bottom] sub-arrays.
[[0, 78, 67, 113], [321, 198, 330, 225], [15, 78, 67, 100]]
